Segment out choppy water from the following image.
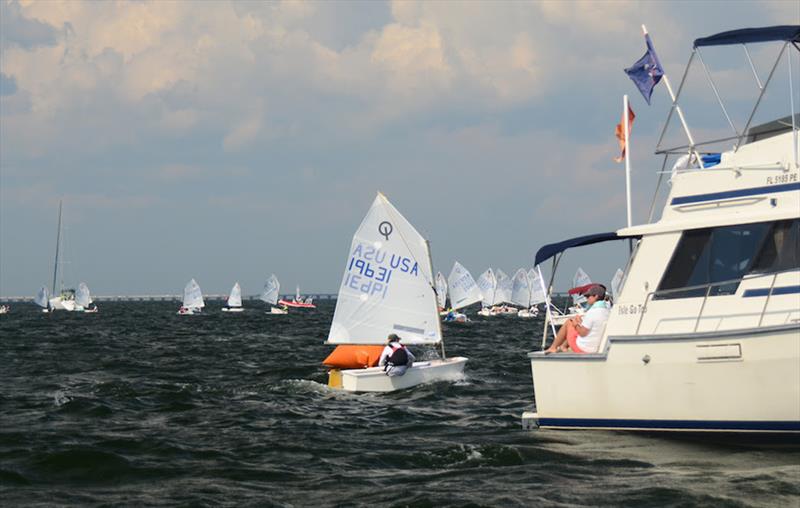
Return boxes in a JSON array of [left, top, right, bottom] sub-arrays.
[[1, 301, 798, 507]]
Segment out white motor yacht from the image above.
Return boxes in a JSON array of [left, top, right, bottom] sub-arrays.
[[524, 26, 800, 435]]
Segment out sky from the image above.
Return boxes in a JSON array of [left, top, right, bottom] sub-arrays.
[[0, 0, 797, 298]]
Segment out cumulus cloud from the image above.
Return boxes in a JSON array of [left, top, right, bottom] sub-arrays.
[[1, 0, 796, 294], [0, 72, 17, 95], [0, 0, 59, 50]]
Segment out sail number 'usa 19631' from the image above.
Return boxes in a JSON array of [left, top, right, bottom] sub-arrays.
[[343, 243, 419, 299]]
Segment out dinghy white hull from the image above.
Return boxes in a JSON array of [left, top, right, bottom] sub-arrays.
[[329, 357, 468, 393], [269, 307, 288, 314], [49, 297, 77, 312], [221, 307, 244, 313]]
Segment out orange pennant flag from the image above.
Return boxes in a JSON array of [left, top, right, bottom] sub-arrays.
[[613, 104, 635, 163]]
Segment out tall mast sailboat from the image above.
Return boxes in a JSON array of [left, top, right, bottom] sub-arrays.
[[43, 200, 95, 312], [323, 193, 467, 392]]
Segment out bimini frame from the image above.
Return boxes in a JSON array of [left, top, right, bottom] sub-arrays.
[[644, 26, 800, 227]]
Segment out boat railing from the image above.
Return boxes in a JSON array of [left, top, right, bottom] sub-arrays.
[[634, 267, 797, 334]]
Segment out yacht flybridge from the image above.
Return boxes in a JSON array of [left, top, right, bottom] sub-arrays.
[[524, 26, 800, 434]]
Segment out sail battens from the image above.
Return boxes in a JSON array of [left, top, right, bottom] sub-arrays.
[[393, 324, 426, 335]]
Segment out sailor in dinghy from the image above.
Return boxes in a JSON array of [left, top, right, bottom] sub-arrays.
[[322, 192, 467, 393]]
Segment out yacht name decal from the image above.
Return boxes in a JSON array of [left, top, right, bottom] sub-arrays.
[[617, 304, 646, 315], [766, 172, 798, 185]]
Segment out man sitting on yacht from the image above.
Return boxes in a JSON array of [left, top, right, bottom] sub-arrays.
[[545, 284, 610, 354]]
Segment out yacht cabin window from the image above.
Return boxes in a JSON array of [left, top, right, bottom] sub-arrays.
[[750, 219, 800, 273], [655, 219, 799, 299]]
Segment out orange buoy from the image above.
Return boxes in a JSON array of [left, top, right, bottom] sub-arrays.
[[323, 345, 384, 369]]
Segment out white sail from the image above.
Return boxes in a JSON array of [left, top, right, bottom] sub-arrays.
[[328, 193, 440, 345], [34, 286, 50, 308], [476, 268, 497, 307], [528, 268, 547, 305], [447, 261, 482, 310], [511, 269, 531, 307], [572, 267, 591, 304], [495, 269, 513, 304], [610, 268, 624, 298], [183, 278, 205, 309], [75, 282, 92, 307], [227, 282, 242, 308], [295, 285, 301, 301], [260, 274, 280, 305], [435, 271, 448, 310]]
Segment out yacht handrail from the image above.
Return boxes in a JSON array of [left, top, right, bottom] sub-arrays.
[[634, 267, 798, 334]]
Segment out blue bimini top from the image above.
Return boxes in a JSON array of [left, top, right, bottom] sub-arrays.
[[694, 25, 800, 48], [534, 232, 641, 267]]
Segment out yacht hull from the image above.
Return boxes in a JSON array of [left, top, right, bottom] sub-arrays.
[[525, 325, 800, 433], [329, 357, 468, 393]]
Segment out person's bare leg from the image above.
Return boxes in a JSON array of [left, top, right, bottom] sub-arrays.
[[546, 322, 570, 352]]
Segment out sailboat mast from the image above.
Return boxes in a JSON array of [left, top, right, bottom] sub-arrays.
[[426, 239, 446, 359], [51, 200, 63, 296]]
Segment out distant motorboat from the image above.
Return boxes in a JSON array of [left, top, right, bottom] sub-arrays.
[[278, 286, 316, 309]]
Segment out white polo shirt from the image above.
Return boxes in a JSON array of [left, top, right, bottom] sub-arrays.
[[576, 301, 610, 353]]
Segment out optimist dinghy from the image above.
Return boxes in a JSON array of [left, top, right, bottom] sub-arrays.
[[177, 279, 204, 315], [260, 274, 287, 314], [443, 261, 482, 322], [323, 193, 467, 393], [221, 282, 244, 312]]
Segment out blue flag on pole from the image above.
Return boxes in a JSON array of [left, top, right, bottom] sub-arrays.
[[624, 34, 664, 105]]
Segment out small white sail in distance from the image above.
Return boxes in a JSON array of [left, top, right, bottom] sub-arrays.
[[183, 279, 205, 309], [476, 268, 496, 307], [435, 271, 448, 310], [227, 282, 242, 308], [510, 269, 531, 307], [327, 193, 440, 345], [494, 269, 513, 304], [34, 286, 50, 308], [447, 261, 482, 310], [76, 282, 93, 307], [260, 274, 281, 305], [572, 267, 591, 304], [528, 268, 547, 305]]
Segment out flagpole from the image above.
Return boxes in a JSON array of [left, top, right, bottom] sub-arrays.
[[642, 24, 699, 161], [623, 94, 632, 229]]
